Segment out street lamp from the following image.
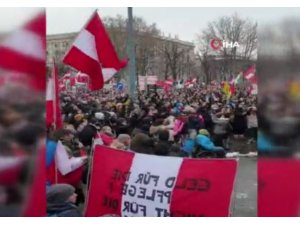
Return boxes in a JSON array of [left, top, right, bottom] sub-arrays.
[[127, 7, 137, 102]]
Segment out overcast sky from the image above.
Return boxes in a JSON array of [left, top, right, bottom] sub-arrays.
[[47, 7, 300, 42], [1, 7, 300, 42]]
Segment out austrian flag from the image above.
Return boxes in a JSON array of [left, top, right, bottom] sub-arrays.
[[85, 146, 238, 217], [243, 65, 256, 83], [46, 60, 63, 129], [0, 12, 46, 91], [63, 11, 127, 90], [243, 65, 257, 95]]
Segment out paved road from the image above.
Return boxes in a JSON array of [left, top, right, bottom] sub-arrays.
[[231, 157, 257, 216]]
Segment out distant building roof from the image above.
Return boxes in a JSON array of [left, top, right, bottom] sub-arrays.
[[47, 32, 77, 40], [47, 31, 194, 48]]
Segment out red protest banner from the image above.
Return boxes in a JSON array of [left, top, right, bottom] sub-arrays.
[[170, 159, 237, 217], [84, 145, 238, 217], [258, 158, 300, 217]]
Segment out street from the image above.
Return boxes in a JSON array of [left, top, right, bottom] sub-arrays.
[[232, 157, 257, 216]]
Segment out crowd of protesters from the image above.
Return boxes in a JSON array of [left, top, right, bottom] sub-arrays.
[[45, 82, 258, 216], [0, 85, 45, 216], [49, 83, 257, 156]]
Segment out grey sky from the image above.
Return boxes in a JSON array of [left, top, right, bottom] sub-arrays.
[[46, 7, 300, 42], [1, 7, 300, 42]]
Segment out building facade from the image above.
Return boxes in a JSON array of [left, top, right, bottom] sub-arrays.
[[47, 32, 197, 80]]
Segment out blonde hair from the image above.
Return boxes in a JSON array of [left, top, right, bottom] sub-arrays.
[[199, 129, 210, 136]]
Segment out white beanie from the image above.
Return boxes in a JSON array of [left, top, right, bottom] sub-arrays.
[[95, 112, 104, 120]]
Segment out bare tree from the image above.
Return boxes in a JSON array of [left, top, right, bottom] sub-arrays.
[[195, 34, 212, 83], [160, 39, 185, 80], [196, 51, 211, 83], [103, 15, 128, 59], [103, 15, 196, 81], [196, 13, 257, 81], [103, 15, 161, 77]]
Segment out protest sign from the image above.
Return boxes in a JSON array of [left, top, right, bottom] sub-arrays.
[[85, 145, 237, 217]]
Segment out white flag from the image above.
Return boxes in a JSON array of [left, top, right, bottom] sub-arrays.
[[55, 141, 86, 175]]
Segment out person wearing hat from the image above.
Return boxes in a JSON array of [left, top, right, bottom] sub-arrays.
[[195, 129, 226, 158], [47, 184, 81, 217], [77, 118, 100, 148]]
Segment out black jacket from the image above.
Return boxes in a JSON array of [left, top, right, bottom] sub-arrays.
[[154, 141, 181, 156], [47, 202, 81, 217], [77, 124, 98, 147]]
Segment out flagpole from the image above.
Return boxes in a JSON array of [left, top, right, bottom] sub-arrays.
[[127, 7, 137, 102], [52, 58, 57, 129]]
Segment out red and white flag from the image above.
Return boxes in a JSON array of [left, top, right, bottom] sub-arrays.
[[249, 83, 258, 95], [46, 141, 87, 186], [62, 72, 71, 81], [156, 79, 174, 92], [243, 65, 256, 84], [58, 79, 66, 91], [85, 146, 237, 217], [46, 60, 63, 129], [165, 79, 174, 86], [55, 141, 86, 176], [0, 12, 46, 91], [184, 78, 197, 88], [69, 76, 76, 87], [243, 65, 257, 95], [63, 11, 127, 91], [93, 133, 104, 148], [75, 72, 89, 84]]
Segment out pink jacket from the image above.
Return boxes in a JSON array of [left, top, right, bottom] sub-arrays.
[[173, 119, 184, 136]]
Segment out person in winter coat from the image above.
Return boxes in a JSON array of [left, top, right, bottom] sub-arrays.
[[195, 129, 226, 158], [198, 105, 213, 134], [246, 106, 258, 144], [211, 110, 231, 150], [131, 133, 155, 155], [154, 130, 181, 156], [47, 184, 81, 217], [231, 105, 248, 139], [185, 113, 204, 132], [77, 120, 99, 148], [149, 119, 165, 136], [98, 126, 115, 146], [181, 129, 197, 157]]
